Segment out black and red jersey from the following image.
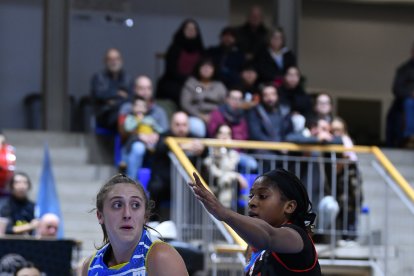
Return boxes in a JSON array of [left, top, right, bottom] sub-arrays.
[[245, 224, 321, 275]]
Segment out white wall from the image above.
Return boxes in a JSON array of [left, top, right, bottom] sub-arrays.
[[68, 9, 229, 99], [0, 0, 230, 129], [299, 1, 414, 140], [0, 0, 43, 130]]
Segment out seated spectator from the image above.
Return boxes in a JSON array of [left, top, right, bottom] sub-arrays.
[[119, 75, 169, 133], [239, 63, 260, 109], [118, 76, 169, 173], [0, 172, 37, 236], [278, 66, 312, 118], [148, 112, 206, 221], [203, 125, 248, 209], [207, 88, 248, 140], [0, 254, 27, 275], [157, 19, 205, 107], [254, 27, 297, 86], [286, 118, 342, 209], [391, 41, 414, 147], [331, 117, 357, 161], [330, 117, 362, 240], [15, 262, 41, 276], [207, 27, 245, 88], [247, 83, 293, 145], [36, 213, 59, 239], [180, 58, 227, 137], [286, 117, 342, 145], [91, 48, 132, 131], [235, 5, 269, 61], [207, 88, 258, 172], [121, 96, 164, 180], [311, 92, 334, 123]]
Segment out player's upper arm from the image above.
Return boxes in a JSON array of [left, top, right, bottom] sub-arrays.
[[146, 242, 188, 276], [269, 226, 304, 254], [79, 256, 92, 276]]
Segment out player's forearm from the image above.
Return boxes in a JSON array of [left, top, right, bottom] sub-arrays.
[[223, 209, 275, 250]]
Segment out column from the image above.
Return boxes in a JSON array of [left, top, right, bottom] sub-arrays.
[[42, 0, 70, 131], [272, 0, 301, 56]]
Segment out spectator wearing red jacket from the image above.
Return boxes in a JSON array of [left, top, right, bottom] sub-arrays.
[[208, 88, 257, 173]]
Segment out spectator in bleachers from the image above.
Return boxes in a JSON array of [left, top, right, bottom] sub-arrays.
[[117, 76, 169, 174], [119, 75, 169, 132], [121, 96, 164, 180], [0, 172, 37, 236], [207, 27, 245, 88], [0, 254, 27, 275], [286, 118, 343, 208], [36, 213, 59, 239], [207, 88, 258, 173], [180, 58, 227, 137], [247, 83, 293, 145], [331, 117, 362, 240], [235, 5, 269, 61], [148, 112, 205, 221], [239, 63, 260, 110], [278, 66, 312, 118], [204, 125, 248, 209], [254, 27, 297, 87], [207, 88, 247, 140], [286, 117, 341, 145], [91, 48, 132, 131], [392, 41, 414, 147], [311, 92, 334, 123], [14, 262, 41, 276], [157, 19, 205, 107]]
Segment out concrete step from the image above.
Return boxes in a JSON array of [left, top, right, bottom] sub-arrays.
[[3, 129, 87, 148], [15, 163, 116, 183], [382, 148, 414, 164], [14, 146, 89, 165]]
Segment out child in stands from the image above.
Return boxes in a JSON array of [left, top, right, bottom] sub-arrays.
[[123, 96, 163, 151], [203, 124, 248, 208]]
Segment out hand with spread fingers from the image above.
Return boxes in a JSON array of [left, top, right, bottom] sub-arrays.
[[189, 172, 228, 221]]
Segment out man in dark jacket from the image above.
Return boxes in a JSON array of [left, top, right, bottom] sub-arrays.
[[148, 112, 205, 221], [235, 5, 268, 61], [207, 27, 245, 88], [91, 48, 132, 130], [391, 42, 414, 147], [247, 83, 292, 143]]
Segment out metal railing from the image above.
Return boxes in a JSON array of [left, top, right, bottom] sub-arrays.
[[165, 137, 414, 276]]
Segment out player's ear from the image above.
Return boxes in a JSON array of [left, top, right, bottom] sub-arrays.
[[97, 210, 104, 224], [284, 200, 297, 215]]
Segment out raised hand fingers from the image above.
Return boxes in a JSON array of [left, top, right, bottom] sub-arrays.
[[190, 172, 210, 199], [193, 172, 202, 187]]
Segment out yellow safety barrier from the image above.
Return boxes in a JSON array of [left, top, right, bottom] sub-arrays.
[[166, 137, 414, 252]]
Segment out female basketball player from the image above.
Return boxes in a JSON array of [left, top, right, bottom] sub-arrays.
[[190, 168, 322, 275], [81, 174, 187, 275]]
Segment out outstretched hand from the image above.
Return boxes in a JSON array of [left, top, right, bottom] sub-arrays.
[[189, 172, 228, 221]]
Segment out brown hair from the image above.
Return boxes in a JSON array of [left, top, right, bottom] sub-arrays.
[[9, 172, 32, 191], [95, 174, 154, 247]]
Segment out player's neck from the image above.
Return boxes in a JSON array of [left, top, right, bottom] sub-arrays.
[[109, 239, 140, 266]]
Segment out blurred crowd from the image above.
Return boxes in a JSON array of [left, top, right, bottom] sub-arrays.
[[86, 5, 371, 224], [0, 4, 413, 273]]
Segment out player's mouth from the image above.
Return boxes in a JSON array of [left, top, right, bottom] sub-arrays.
[[248, 211, 259, 218], [120, 225, 134, 230]]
